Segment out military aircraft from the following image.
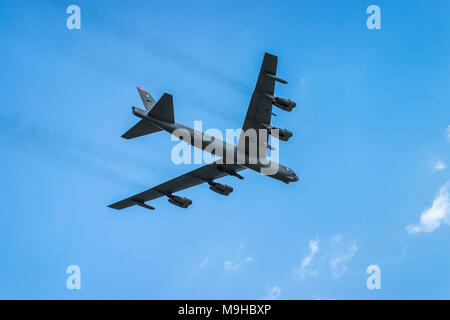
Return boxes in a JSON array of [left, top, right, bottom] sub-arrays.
[[109, 52, 298, 211]]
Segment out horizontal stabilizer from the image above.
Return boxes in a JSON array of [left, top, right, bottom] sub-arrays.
[[121, 120, 162, 139]]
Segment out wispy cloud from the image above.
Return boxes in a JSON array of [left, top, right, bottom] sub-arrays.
[[407, 182, 450, 234], [445, 125, 450, 141], [0, 114, 158, 190], [198, 257, 209, 269], [332, 234, 343, 243], [294, 239, 319, 279], [46, 1, 251, 95], [263, 286, 281, 300], [294, 235, 358, 279], [432, 156, 447, 171], [329, 242, 358, 279], [224, 257, 254, 272], [434, 160, 447, 171]]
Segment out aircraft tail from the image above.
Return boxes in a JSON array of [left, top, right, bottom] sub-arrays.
[[121, 89, 174, 139], [121, 119, 161, 139], [148, 93, 174, 124], [137, 87, 174, 123], [137, 87, 157, 111]]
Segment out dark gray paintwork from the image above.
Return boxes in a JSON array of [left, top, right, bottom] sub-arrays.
[[109, 52, 298, 210]]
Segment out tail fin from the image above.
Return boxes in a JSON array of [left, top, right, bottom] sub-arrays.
[[148, 93, 174, 123], [122, 120, 161, 139], [121, 91, 174, 140], [137, 87, 156, 111]]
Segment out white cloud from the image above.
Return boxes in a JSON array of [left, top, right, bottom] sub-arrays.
[[434, 159, 447, 171], [332, 234, 343, 243], [224, 257, 253, 271], [407, 182, 450, 234], [263, 286, 281, 300], [329, 243, 358, 278], [295, 235, 358, 280], [198, 257, 209, 269], [294, 239, 319, 279], [446, 125, 450, 140]]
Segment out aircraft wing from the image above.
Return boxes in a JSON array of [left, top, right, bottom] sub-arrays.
[[238, 53, 280, 158], [108, 162, 246, 210]]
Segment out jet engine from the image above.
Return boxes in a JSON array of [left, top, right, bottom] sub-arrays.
[[270, 96, 296, 112], [209, 182, 233, 196], [168, 195, 193, 208], [269, 127, 293, 141], [261, 124, 293, 142]]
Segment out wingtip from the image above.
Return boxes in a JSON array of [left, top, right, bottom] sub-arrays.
[[264, 52, 278, 60]]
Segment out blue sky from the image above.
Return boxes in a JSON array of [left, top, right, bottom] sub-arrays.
[[1, 0, 449, 299]]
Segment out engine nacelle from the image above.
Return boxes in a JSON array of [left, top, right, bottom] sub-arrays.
[[209, 182, 233, 196], [272, 97, 296, 112], [269, 127, 293, 141], [168, 195, 192, 208]]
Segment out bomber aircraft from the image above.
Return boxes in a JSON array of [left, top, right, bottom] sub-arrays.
[[109, 53, 298, 211]]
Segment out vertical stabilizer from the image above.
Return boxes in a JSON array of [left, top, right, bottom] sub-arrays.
[[148, 93, 174, 123], [137, 87, 157, 111]]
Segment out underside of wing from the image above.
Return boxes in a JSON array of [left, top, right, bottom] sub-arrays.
[[121, 119, 162, 139], [108, 162, 246, 210], [238, 53, 279, 158]]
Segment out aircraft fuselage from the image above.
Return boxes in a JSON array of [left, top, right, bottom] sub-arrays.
[[133, 109, 298, 184]]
